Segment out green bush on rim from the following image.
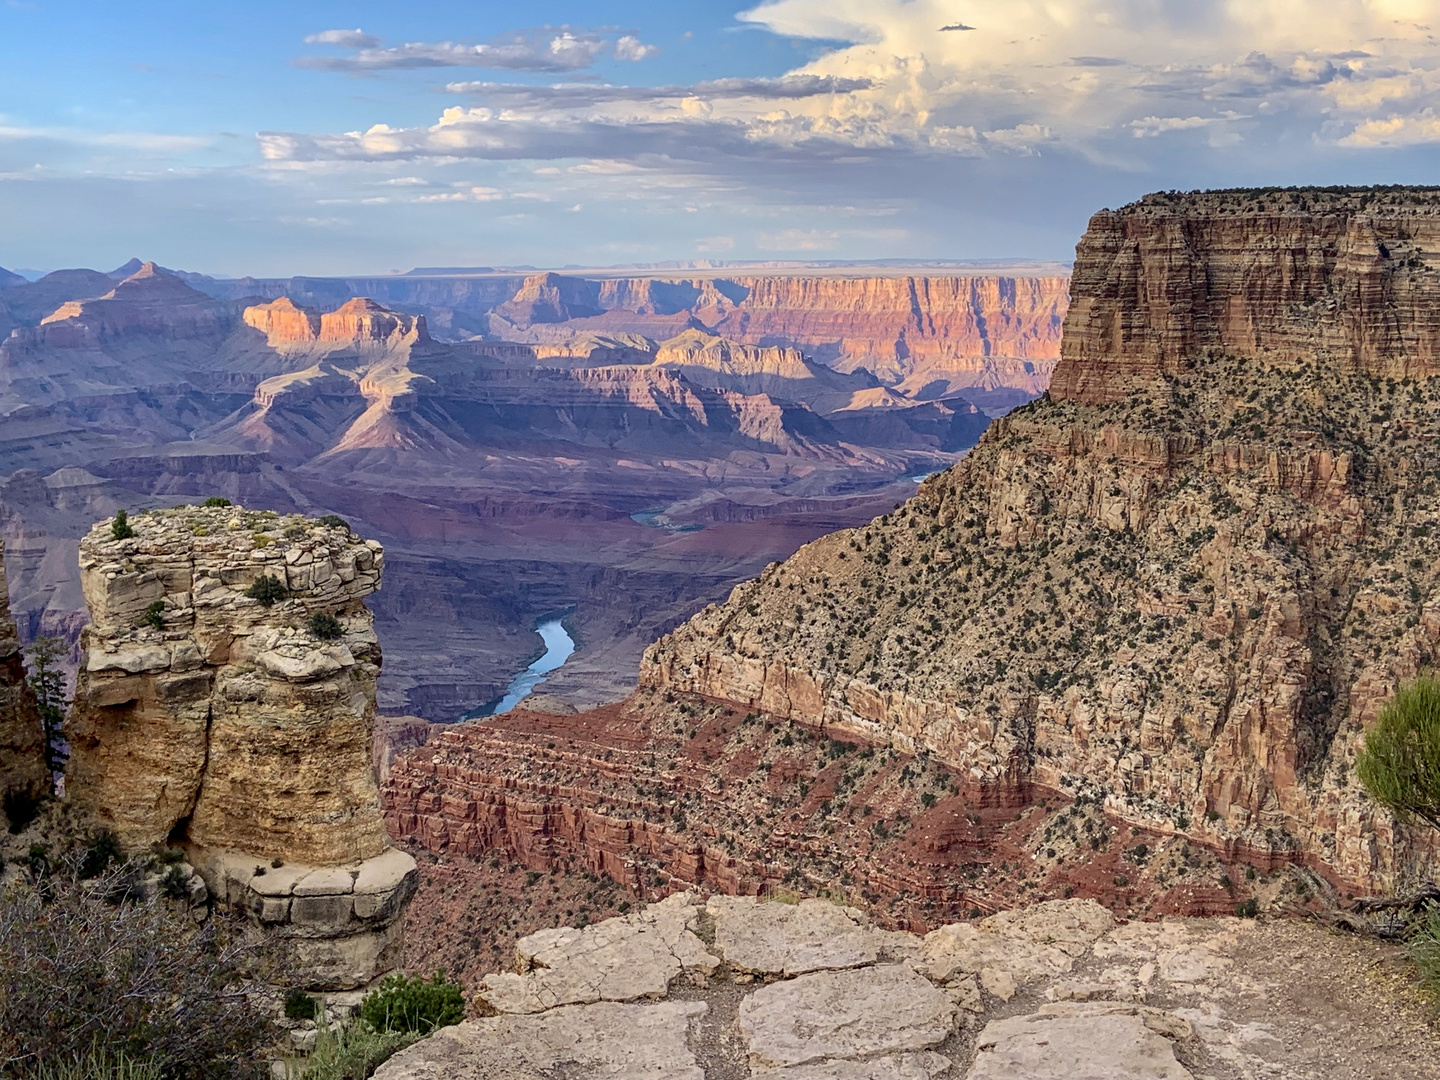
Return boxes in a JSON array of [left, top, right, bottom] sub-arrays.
[[1356, 675, 1440, 833]]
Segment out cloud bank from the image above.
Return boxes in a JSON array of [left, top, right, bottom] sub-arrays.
[[297, 27, 658, 74]]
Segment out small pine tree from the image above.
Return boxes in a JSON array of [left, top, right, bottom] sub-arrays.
[[307, 612, 343, 640], [111, 510, 135, 541], [26, 636, 68, 784], [245, 576, 287, 608], [1356, 675, 1440, 833]]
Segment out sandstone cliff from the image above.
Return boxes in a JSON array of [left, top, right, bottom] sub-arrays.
[[67, 504, 415, 987], [642, 187, 1440, 897], [487, 272, 1068, 397], [0, 541, 48, 826]]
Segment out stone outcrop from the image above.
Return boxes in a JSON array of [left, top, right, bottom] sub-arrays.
[[1052, 187, 1440, 405], [376, 892, 1439, 1079], [66, 504, 415, 987], [0, 541, 48, 826], [642, 186, 1440, 898], [244, 296, 429, 349]]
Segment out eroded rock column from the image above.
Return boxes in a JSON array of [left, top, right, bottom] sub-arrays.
[[0, 542, 48, 828], [67, 505, 416, 987]]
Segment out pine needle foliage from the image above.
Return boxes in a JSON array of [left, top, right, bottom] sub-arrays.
[[1356, 676, 1440, 832]]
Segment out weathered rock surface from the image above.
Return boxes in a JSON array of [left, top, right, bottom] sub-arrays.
[[737, 964, 955, 1066], [0, 541, 48, 824], [475, 892, 717, 1014], [707, 895, 881, 975], [641, 186, 1440, 897], [374, 1000, 708, 1080], [65, 504, 414, 987], [378, 892, 1439, 1080], [968, 1002, 1194, 1080]]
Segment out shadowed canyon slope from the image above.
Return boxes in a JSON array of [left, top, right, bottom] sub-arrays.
[[0, 262, 1064, 719], [385, 188, 1440, 926]]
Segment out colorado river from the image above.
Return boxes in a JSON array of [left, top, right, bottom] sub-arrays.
[[465, 618, 575, 719]]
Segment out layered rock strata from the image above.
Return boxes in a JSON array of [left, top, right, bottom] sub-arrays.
[[377, 892, 1440, 1079], [0, 541, 48, 825], [385, 691, 1262, 938], [66, 504, 415, 987], [642, 187, 1440, 896]]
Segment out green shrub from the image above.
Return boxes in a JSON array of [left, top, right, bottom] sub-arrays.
[[78, 830, 123, 879], [1407, 903, 1440, 1001], [111, 510, 135, 541], [284, 988, 319, 1022], [158, 864, 190, 900], [308, 613, 344, 640], [317, 515, 350, 532], [1235, 898, 1259, 918], [245, 576, 287, 608], [359, 971, 465, 1035], [202, 497, 232, 508], [1356, 676, 1440, 832], [299, 1021, 418, 1080], [141, 601, 165, 632]]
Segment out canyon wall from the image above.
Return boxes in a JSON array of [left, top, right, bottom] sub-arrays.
[[67, 505, 415, 987], [642, 187, 1440, 897], [1052, 188, 1440, 405], [0, 541, 48, 826], [486, 272, 1068, 394], [201, 268, 1069, 396]]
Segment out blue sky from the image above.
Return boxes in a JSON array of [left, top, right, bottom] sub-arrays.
[[2, 1, 1437, 276]]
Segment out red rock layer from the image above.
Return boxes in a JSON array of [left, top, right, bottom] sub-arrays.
[[384, 689, 1282, 933]]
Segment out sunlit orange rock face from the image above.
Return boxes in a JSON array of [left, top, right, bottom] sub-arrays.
[[490, 271, 1069, 397]]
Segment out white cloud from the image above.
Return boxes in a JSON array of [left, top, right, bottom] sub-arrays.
[[297, 28, 658, 74], [614, 35, 658, 62], [1129, 116, 1219, 138], [304, 29, 381, 49], [414, 185, 504, 203]]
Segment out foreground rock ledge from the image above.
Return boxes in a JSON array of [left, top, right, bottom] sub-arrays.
[[381, 893, 1335, 1080]]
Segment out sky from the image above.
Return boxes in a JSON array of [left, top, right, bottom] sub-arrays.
[[1, 0, 1438, 276]]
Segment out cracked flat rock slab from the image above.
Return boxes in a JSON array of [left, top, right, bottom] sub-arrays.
[[918, 899, 1115, 995], [751, 1052, 954, 1080], [707, 895, 881, 975], [477, 893, 718, 1013], [371, 1000, 708, 1080], [966, 1002, 1194, 1080], [738, 964, 956, 1068]]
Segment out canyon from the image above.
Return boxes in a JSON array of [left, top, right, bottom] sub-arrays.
[[0, 261, 1065, 721], [382, 188, 1440, 949]]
